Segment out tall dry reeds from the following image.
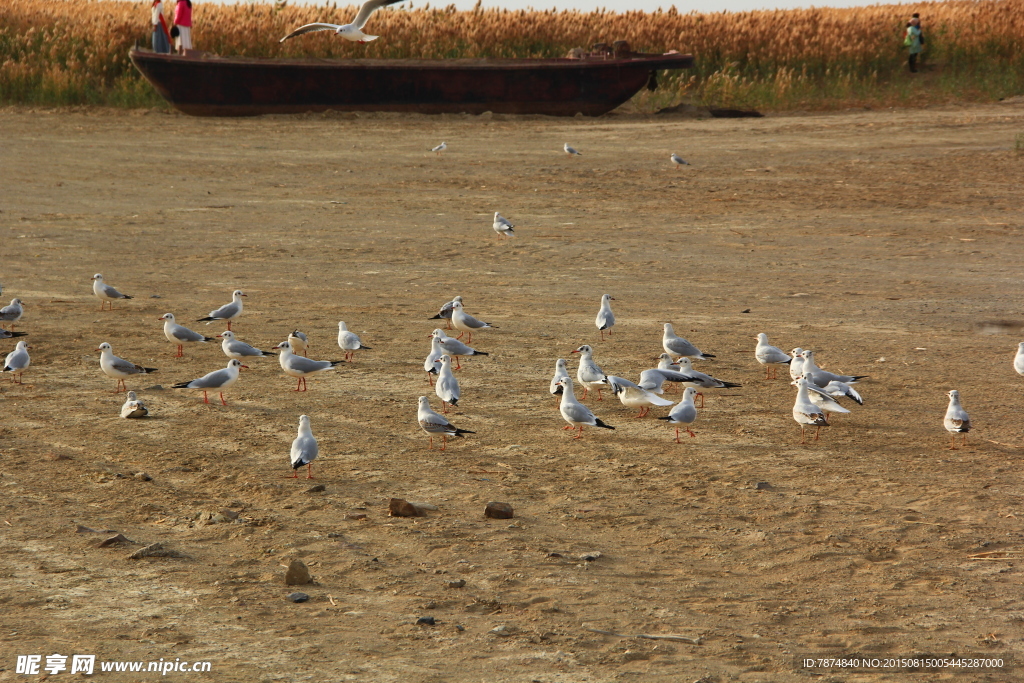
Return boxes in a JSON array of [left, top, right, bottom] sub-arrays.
[[2, 0, 1022, 109]]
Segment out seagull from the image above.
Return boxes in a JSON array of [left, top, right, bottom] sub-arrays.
[[173, 358, 247, 405], [564, 143, 582, 157], [280, 0, 404, 43], [91, 274, 133, 311], [218, 330, 275, 360], [159, 313, 213, 357], [606, 375, 673, 418], [436, 331, 489, 367], [556, 376, 614, 439], [1015, 342, 1024, 376], [450, 301, 495, 343], [662, 323, 715, 360], [754, 333, 792, 379], [670, 153, 689, 169], [571, 344, 608, 401], [819, 380, 863, 405], [288, 415, 319, 479], [550, 358, 570, 405], [288, 330, 309, 357], [337, 321, 371, 361], [431, 142, 447, 155], [801, 350, 867, 387], [673, 357, 741, 408], [595, 294, 615, 341], [492, 212, 515, 238], [434, 354, 460, 412], [944, 389, 971, 450], [197, 290, 246, 330], [418, 396, 474, 450], [0, 298, 24, 331], [275, 340, 344, 391], [638, 358, 700, 395], [97, 342, 157, 393], [424, 331, 447, 384], [659, 386, 699, 441], [429, 296, 462, 330], [793, 376, 829, 444], [3, 340, 31, 384], [795, 377, 851, 420], [789, 348, 806, 381], [120, 391, 149, 418]]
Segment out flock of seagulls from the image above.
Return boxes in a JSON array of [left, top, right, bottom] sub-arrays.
[[2, 263, 1010, 478]]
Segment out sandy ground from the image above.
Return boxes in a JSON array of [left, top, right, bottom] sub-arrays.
[[1, 102, 1024, 682]]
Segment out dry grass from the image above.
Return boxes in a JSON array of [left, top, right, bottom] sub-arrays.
[[2, 0, 1023, 109]]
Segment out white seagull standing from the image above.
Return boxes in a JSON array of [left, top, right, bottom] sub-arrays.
[[670, 153, 689, 169], [436, 331, 490, 367], [91, 274, 133, 311], [434, 354, 461, 412], [450, 301, 495, 343], [428, 296, 462, 330], [793, 376, 829, 444], [754, 333, 792, 380], [550, 358, 570, 405], [197, 290, 246, 331], [288, 330, 309, 357], [595, 294, 615, 341], [659, 386, 699, 442], [337, 321, 371, 361], [218, 330, 275, 360], [673, 357, 741, 407], [564, 143, 582, 157], [120, 391, 149, 418], [556, 376, 615, 439], [796, 378, 851, 421], [424, 330, 448, 384], [606, 375, 673, 418], [3, 340, 31, 384], [662, 323, 715, 360], [638, 356, 699, 395], [1014, 342, 1024, 376], [493, 212, 515, 238], [288, 415, 319, 479], [418, 396, 474, 450], [0, 298, 24, 331], [571, 344, 608, 401], [173, 358, 247, 405], [789, 348, 806, 381], [159, 313, 213, 357], [944, 389, 971, 450], [280, 0, 404, 43], [97, 342, 157, 393], [431, 141, 447, 155], [275, 340, 344, 391], [801, 350, 867, 387]]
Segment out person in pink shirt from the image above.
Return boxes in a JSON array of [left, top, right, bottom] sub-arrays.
[[173, 0, 193, 54]]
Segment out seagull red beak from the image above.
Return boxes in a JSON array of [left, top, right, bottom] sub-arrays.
[[570, 350, 580, 354], [240, 365, 249, 370]]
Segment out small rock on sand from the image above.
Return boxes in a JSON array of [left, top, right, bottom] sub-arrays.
[[485, 501, 514, 519], [285, 559, 313, 585]]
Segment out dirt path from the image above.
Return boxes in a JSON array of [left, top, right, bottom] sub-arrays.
[[1, 103, 1023, 682]]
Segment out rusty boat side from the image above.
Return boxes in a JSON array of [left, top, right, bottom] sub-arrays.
[[129, 48, 694, 117]]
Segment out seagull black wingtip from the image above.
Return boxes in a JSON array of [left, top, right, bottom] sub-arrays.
[[594, 419, 615, 430]]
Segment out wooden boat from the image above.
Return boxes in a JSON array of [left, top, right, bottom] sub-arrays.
[[129, 46, 693, 117]]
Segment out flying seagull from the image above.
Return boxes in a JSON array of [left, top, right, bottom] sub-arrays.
[[280, 0, 404, 43]]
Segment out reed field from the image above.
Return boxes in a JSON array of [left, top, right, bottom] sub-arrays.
[[1, 0, 1023, 110]]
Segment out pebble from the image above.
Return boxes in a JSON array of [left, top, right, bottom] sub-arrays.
[[285, 559, 313, 586], [580, 551, 602, 562], [484, 501, 514, 519], [134, 472, 153, 481], [490, 624, 513, 637], [286, 592, 310, 603], [416, 616, 436, 625], [344, 513, 367, 521], [389, 498, 423, 517], [305, 484, 326, 493], [446, 579, 467, 589], [755, 481, 774, 490]]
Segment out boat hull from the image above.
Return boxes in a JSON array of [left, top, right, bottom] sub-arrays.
[[129, 49, 693, 117]]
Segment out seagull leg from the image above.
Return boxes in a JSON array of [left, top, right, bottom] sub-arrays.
[[455, 331, 464, 340], [697, 392, 704, 409], [573, 425, 584, 439], [581, 387, 588, 401], [202, 391, 210, 404], [440, 434, 447, 451], [453, 357, 462, 371], [295, 377, 303, 392], [563, 424, 575, 430], [814, 425, 821, 441], [176, 344, 184, 358], [306, 463, 314, 479], [596, 388, 603, 401], [428, 436, 434, 450], [962, 433, 968, 447], [287, 469, 298, 479], [442, 401, 449, 414], [687, 428, 696, 437], [675, 427, 681, 443], [600, 329, 605, 341], [227, 321, 232, 331], [220, 392, 227, 406], [800, 427, 807, 445], [466, 332, 473, 344], [426, 373, 434, 386]]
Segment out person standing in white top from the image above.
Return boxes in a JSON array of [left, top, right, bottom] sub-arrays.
[[151, 0, 172, 54]]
